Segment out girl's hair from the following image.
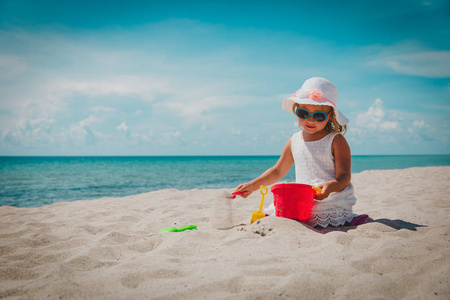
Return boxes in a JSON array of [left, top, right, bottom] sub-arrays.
[[326, 110, 347, 134], [293, 104, 347, 135]]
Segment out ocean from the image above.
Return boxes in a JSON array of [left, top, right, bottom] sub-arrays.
[[1, 155, 449, 208]]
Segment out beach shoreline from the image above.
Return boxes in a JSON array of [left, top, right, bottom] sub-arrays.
[[1, 166, 449, 299], [2, 155, 449, 208]]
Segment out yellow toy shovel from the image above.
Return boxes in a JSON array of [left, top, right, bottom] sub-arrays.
[[250, 185, 268, 224]]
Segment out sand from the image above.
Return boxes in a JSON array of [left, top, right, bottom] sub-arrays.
[[1, 166, 449, 299]]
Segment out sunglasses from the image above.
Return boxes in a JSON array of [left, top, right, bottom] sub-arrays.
[[295, 108, 330, 123]]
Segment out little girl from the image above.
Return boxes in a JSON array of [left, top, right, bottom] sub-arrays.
[[236, 77, 357, 228]]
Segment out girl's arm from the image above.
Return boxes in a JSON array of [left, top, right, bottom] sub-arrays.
[[315, 134, 352, 200], [236, 138, 295, 198]]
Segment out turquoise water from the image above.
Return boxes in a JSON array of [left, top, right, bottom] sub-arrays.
[[1, 155, 449, 208]]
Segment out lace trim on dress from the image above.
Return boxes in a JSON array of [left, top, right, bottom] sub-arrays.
[[308, 208, 355, 228]]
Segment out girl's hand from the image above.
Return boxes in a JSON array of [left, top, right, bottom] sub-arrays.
[[234, 137, 294, 199], [235, 183, 257, 198], [314, 182, 332, 200]]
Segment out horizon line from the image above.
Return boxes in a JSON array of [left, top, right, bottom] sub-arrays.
[[1, 154, 450, 158]]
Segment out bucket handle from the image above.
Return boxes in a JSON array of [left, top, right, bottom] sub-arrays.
[[312, 186, 322, 195]]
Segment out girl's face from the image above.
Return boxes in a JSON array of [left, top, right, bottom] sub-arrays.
[[296, 104, 332, 135]]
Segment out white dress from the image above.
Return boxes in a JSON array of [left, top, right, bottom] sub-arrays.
[[266, 131, 356, 228]]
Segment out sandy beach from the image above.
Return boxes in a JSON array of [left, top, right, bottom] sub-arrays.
[[1, 166, 449, 299]]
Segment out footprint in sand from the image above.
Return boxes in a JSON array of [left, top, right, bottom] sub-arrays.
[[126, 236, 163, 253], [120, 269, 186, 289], [65, 255, 117, 271], [99, 232, 133, 245]]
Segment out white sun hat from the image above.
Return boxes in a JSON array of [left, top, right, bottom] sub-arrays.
[[282, 77, 349, 125]]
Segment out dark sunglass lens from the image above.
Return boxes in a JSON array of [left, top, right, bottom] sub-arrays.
[[313, 112, 327, 122], [296, 109, 309, 119]]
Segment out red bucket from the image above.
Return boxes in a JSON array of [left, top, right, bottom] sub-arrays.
[[271, 183, 318, 223]]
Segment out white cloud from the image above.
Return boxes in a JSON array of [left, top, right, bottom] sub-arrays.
[[380, 121, 400, 131], [355, 98, 385, 129], [130, 132, 151, 142], [164, 98, 211, 119], [426, 103, 450, 112], [371, 50, 450, 78], [51, 76, 172, 102], [413, 120, 426, 128], [116, 122, 129, 132], [3, 118, 57, 146], [407, 120, 430, 134], [355, 99, 404, 132], [231, 128, 241, 136], [348, 97, 449, 154], [91, 106, 117, 113], [67, 115, 104, 144]]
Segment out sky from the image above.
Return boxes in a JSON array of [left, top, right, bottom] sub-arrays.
[[0, 0, 449, 156]]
